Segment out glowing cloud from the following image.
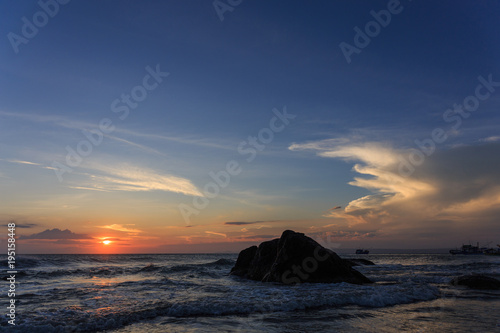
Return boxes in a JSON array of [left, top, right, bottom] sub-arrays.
[[74, 163, 203, 197], [290, 138, 500, 240]]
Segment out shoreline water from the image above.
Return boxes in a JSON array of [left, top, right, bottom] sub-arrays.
[[1, 253, 499, 332]]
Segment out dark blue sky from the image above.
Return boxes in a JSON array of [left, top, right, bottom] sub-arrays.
[[1, 0, 500, 252]]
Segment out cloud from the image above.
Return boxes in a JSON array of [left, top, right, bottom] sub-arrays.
[[97, 237, 123, 241], [225, 221, 258, 225], [105, 135, 167, 157], [236, 234, 277, 240], [310, 230, 378, 240], [2, 222, 38, 228], [480, 136, 500, 142], [73, 163, 203, 197], [0, 110, 91, 129], [98, 224, 142, 234], [291, 139, 436, 212], [290, 138, 500, 243], [117, 128, 233, 151], [205, 231, 227, 238], [224, 220, 279, 225], [68, 186, 111, 192], [20, 228, 91, 240], [3, 159, 41, 166], [0, 159, 55, 171], [54, 239, 88, 244], [0, 110, 232, 151]]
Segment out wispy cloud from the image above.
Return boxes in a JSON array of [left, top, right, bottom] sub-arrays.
[[0, 158, 58, 177], [1, 222, 38, 228], [0, 158, 55, 171], [4, 159, 41, 166], [98, 224, 142, 234], [116, 128, 234, 151], [0, 110, 95, 131], [0, 110, 232, 151], [68, 186, 112, 192], [73, 163, 203, 197], [205, 231, 227, 238], [225, 221, 262, 225], [309, 230, 378, 240], [235, 234, 277, 240], [480, 136, 500, 142], [224, 220, 280, 226], [105, 135, 167, 157]]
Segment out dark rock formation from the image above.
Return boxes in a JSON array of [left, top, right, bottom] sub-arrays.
[[231, 230, 372, 284], [230, 245, 258, 277], [450, 274, 500, 290], [343, 258, 375, 267]]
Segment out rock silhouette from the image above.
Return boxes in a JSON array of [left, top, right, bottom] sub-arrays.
[[231, 230, 372, 284], [343, 258, 375, 267], [450, 274, 500, 290]]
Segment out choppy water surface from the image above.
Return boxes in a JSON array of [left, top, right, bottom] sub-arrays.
[[1, 253, 499, 332]]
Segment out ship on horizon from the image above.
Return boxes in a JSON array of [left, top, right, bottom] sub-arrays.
[[484, 244, 500, 255], [449, 242, 500, 255], [355, 249, 369, 254]]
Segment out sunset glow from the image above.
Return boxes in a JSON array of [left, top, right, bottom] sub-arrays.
[[4, 3, 499, 332]]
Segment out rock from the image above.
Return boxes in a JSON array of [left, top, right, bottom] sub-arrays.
[[343, 258, 376, 267], [230, 245, 257, 277], [450, 274, 500, 290], [231, 230, 372, 284], [247, 238, 279, 280]]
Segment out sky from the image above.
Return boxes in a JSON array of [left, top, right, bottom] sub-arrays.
[[1, 0, 500, 253]]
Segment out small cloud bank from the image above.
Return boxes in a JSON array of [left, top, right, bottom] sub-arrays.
[[20, 228, 91, 240]]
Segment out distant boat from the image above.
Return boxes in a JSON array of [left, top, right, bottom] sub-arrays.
[[355, 249, 369, 254], [449, 242, 486, 255], [484, 244, 500, 256]]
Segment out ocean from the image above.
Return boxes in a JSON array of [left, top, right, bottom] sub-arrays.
[[1, 253, 499, 332]]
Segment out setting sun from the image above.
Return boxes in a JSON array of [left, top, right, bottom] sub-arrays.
[[102, 240, 112, 245]]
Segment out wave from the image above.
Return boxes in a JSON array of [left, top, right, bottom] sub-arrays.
[[357, 261, 500, 278], [0, 281, 439, 332], [165, 258, 235, 272], [201, 258, 235, 266], [0, 257, 39, 269], [12, 258, 235, 280]]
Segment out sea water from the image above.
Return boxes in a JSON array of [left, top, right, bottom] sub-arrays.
[[1, 253, 499, 332]]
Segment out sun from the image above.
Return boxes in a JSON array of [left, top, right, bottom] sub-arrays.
[[102, 240, 112, 245]]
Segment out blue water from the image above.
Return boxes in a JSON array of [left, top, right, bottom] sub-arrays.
[[1, 253, 499, 332]]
